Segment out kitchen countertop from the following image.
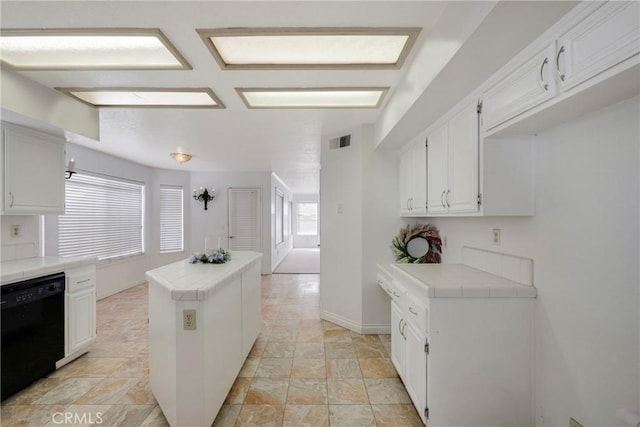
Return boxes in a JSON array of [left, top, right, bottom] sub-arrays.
[[1, 256, 98, 285], [390, 263, 537, 298], [145, 251, 262, 301]]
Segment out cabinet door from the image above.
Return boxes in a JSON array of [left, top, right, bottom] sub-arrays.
[[426, 123, 448, 214], [447, 100, 479, 214], [558, 1, 640, 92], [404, 321, 427, 425], [67, 288, 96, 354], [2, 124, 65, 214], [241, 262, 262, 360], [390, 301, 405, 377], [399, 149, 413, 215], [482, 43, 557, 130], [411, 139, 427, 215]]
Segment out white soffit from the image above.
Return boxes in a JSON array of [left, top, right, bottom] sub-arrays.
[[56, 88, 224, 108], [0, 29, 191, 70], [198, 28, 421, 69], [237, 88, 388, 109]]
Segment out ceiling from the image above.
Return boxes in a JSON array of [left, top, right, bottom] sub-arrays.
[[0, 1, 576, 194]]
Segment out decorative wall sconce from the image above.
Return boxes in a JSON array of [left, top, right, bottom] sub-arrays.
[[65, 158, 76, 179], [193, 187, 215, 210]]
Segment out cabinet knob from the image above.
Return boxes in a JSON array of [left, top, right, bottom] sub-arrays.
[[9, 191, 14, 208], [539, 57, 549, 91], [409, 306, 418, 316], [445, 189, 451, 208], [440, 191, 446, 208], [556, 46, 566, 82]]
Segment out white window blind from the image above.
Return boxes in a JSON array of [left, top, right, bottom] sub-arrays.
[[59, 173, 145, 260], [297, 202, 318, 236], [159, 185, 183, 253]]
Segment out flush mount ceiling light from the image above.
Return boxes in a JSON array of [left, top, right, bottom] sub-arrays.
[[0, 29, 191, 70], [171, 152, 192, 164], [55, 88, 224, 108], [237, 87, 389, 109], [197, 27, 421, 70]]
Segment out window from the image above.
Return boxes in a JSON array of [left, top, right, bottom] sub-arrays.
[[297, 202, 318, 236], [159, 186, 184, 253], [59, 173, 145, 260]]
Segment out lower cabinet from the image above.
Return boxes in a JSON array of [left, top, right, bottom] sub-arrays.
[[65, 265, 97, 360]]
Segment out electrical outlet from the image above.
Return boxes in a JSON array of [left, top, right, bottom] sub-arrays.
[[10, 225, 20, 238], [569, 417, 583, 427], [492, 229, 501, 245], [183, 309, 196, 331]]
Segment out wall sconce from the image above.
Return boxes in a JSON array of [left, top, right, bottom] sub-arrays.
[[65, 158, 76, 179], [193, 187, 215, 210]]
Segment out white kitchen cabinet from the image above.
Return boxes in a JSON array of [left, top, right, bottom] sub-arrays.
[[557, 1, 640, 92], [65, 265, 97, 359], [483, 1, 639, 135], [390, 300, 405, 375], [482, 43, 557, 130], [426, 99, 480, 215], [399, 134, 427, 216], [241, 260, 262, 360], [404, 319, 427, 423], [1, 123, 65, 215]]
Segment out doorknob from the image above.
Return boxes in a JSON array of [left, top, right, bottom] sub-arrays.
[[229, 236, 234, 239]]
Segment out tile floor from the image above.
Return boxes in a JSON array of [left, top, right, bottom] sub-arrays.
[[1, 274, 423, 426]]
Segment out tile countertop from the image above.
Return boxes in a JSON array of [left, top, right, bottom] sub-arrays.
[[389, 263, 537, 298], [146, 251, 262, 301], [1, 256, 98, 285]]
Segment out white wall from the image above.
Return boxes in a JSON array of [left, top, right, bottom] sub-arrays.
[[320, 125, 364, 331], [271, 173, 293, 271], [430, 96, 639, 427], [292, 193, 320, 248], [0, 215, 41, 261], [189, 171, 272, 275]]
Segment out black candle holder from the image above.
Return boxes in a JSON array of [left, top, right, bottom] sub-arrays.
[[193, 188, 215, 210]]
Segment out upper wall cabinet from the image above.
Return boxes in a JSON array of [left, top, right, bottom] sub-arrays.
[[399, 134, 427, 216], [427, 99, 480, 215], [2, 123, 65, 215], [482, 1, 639, 134]]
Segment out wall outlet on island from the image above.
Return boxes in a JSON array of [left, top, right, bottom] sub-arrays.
[[10, 224, 20, 238], [492, 229, 501, 245], [183, 309, 196, 331]]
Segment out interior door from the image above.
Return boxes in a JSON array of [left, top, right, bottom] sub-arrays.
[[228, 188, 261, 252]]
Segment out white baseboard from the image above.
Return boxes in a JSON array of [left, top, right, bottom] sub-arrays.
[[320, 310, 391, 335]]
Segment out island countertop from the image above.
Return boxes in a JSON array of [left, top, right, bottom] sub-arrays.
[[145, 251, 262, 301]]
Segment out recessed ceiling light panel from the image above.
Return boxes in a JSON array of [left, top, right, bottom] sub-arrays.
[[237, 88, 389, 109], [0, 29, 191, 70], [198, 28, 420, 69], [56, 88, 224, 108]]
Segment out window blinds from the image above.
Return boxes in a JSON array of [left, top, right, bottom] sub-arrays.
[[59, 173, 145, 260], [159, 186, 184, 253]]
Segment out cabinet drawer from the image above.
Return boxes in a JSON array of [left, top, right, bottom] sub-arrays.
[[67, 267, 96, 293], [405, 293, 428, 334]]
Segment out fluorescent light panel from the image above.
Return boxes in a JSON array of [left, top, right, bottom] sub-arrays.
[[238, 88, 388, 109], [198, 28, 420, 69], [57, 88, 224, 108], [0, 29, 191, 70]]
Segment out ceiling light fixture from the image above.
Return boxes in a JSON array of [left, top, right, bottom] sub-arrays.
[[171, 152, 192, 164], [197, 27, 420, 70], [0, 29, 191, 70], [237, 87, 389, 109], [55, 88, 224, 109]]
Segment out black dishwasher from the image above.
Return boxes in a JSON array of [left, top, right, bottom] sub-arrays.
[[1, 272, 65, 400]]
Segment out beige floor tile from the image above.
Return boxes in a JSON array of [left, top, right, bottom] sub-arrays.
[[75, 377, 138, 404], [98, 404, 155, 427], [1, 377, 66, 406], [42, 404, 112, 427], [294, 342, 325, 359], [112, 357, 149, 378], [283, 404, 329, 427], [139, 405, 170, 426], [286, 379, 327, 405], [48, 356, 128, 378], [263, 341, 296, 358], [358, 358, 398, 378], [291, 358, 327, 379], [353, 339, 388, 358], [327, 379, 369, 404], [244, 378, 290, 405], [236, 404, 285, 426], [364, 378, 412, 404], [324, 341, 356, 359], [212, 404, 241, 427], [255, 358, 293, 378], [323, 329, 352, 343], [328, 404, 375, 427], [1, 404, 68, 427], [371, 404, 424, 426], [117, 378, 157, 405], [225, 377, 253, 404], [238, 357, 261, 378], [32, 377, 103, 404], [326, 359, 362, 379]]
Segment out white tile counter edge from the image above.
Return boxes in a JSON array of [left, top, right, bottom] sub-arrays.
[[1, 256, 98, 285]]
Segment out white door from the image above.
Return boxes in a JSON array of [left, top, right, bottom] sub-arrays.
[[228, 188, 261, 252]]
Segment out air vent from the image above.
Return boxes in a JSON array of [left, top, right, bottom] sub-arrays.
[[329, 134, 351, 150]]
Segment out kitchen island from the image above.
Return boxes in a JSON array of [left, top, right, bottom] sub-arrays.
[[146, 251, 262, 427]]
